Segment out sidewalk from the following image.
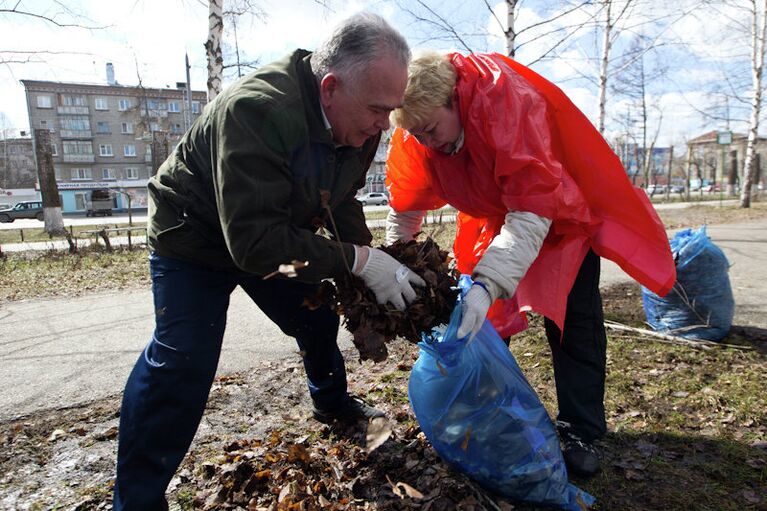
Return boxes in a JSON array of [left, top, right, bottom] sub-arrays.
[[2, 218, 765, 421]]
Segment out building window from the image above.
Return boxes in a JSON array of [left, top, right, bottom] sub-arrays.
[[121, 122, 134, 134], [63, 141, 93, 155], [95, 97, 108, 110], [60, 95, 87, 106], [192, 101, 200, 114], [51, 144, 57, 156], [149, 122, 160, 132], [118, 99, 132, 111], [55, 167, 62, 181], [171, 123, 183, 134], [75, 192, 87, 210], [40, 120, 49, 130], [124, 144, 136, 157], [71, 168, 92, 180], [96, 121, 111, 134], [102, 168, 116, 180], [146, 146, 152, 157], [126, 167, 139, 179], [60, 116, 90, 131], [146, 99, 166, 110], [168, 101, 180, 113], [37, 95, 53, 108], [99, 144, 113, 156]]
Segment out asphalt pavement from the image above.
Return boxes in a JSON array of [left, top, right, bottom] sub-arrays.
[[1, 216, 765, 422]]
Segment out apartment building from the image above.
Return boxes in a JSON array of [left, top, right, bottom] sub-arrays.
[[22, 67, 206, 213], [0, 136, 36, 189]]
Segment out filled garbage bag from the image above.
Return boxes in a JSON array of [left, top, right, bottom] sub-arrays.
[[409, 276, 595, 510], [641, 225, 734, 341]]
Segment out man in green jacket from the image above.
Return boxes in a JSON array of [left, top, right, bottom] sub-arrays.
[[114, 13, 421, 510]]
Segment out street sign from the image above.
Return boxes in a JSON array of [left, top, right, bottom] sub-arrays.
[[717, 131, 733, 145]]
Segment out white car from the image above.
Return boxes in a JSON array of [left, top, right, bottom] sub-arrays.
[[357, 192, 389, 206]]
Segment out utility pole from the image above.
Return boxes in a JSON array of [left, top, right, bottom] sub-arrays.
[[185, 52, 194, 131]]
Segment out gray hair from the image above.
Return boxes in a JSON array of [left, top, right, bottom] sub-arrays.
[[311, 12, 410, 87]]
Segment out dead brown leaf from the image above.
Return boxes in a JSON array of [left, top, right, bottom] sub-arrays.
[[365, 417, 393, 453]]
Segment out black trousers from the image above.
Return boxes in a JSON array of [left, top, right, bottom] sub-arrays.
[[543, 249, 607, 443]]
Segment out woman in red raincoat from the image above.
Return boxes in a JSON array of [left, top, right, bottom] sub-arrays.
[[386, 51, 676, 476]]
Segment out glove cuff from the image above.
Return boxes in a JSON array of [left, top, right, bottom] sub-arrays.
[[473, 276, 501, 302], [352, 245, 371, 275]]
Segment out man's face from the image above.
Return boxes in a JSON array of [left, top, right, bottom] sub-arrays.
[[320, 54, 408, 147]]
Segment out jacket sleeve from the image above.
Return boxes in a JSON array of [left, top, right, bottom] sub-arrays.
[[385, 209, 426, 245], [473, 210, 551, 299], [210, 94, 355, 281]]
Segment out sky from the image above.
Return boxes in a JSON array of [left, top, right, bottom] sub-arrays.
[[0, 0, 760, 150]]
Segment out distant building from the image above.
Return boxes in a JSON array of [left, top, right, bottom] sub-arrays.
[[687, 130, 766, 190], [22, 66, 207, 214], [612, 140, 674, 186], [361, 138, 388, 195], [0, 136, 36, 189]]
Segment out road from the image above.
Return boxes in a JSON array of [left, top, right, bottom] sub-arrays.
[[0, 205, 397, 231], [1, 216, 765, 422]]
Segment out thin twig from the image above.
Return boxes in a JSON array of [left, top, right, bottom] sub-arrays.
[[604, 320, 754, 351]]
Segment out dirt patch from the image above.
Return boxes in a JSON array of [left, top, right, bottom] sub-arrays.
[[2, 287, 764, 511]]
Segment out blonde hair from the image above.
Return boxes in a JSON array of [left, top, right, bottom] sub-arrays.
[[391, 51, 456, 130]]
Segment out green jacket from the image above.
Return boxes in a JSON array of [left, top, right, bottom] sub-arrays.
[[147, 50, 377, 281]]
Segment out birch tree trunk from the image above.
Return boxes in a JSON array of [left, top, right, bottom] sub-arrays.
[[597, 0, 613, 134], [740, 0, 767, 208], [206, 0, 224, 101], [33, 129, 65, 234], [506, 0, 518, 57]]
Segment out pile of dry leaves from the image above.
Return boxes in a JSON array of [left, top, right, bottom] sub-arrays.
[[185, 416, 514, 511], [309, 238, 460, 362]]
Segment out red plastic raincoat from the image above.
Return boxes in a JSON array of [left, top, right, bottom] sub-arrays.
[[386, 52, 676, 337]]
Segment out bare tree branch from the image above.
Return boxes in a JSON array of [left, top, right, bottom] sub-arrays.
[[0, 6, 109, 29]]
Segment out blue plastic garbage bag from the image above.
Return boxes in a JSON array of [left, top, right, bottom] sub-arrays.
[[641, 225, 734, 341], [409, 276, 595, 510]]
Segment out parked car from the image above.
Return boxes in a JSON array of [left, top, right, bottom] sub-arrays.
[[86, 189, 113, 217], [702, 183, 723, 193], [357, 192, 389, 206], [0, 201, 44, 223], [670, 185, 685, 194], [645, 184, 667, 195]]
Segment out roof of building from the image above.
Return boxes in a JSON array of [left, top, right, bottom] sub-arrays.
[[687, 130, 767, 145], [21, 79, 207, 100]]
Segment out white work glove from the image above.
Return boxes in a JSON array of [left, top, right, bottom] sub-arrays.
[[457, 278, 501, 341], [353, 246, 426, 310]]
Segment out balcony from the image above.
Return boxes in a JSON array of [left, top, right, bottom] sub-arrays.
[[62, 154, 95, 163], [57, 106, 89, 115], [60, 129, 92, 139]]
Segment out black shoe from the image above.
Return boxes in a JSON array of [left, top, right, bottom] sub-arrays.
[[312, 396, 385, 423], [557, 421, 601, 477]]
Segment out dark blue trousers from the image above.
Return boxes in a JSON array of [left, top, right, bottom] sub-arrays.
[[113, 254, 347, 510]]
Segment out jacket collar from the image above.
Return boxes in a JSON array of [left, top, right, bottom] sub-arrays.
[[296, 51, 335, 147]]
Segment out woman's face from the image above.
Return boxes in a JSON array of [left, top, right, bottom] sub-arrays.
[[408, 97, 463, 154]]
